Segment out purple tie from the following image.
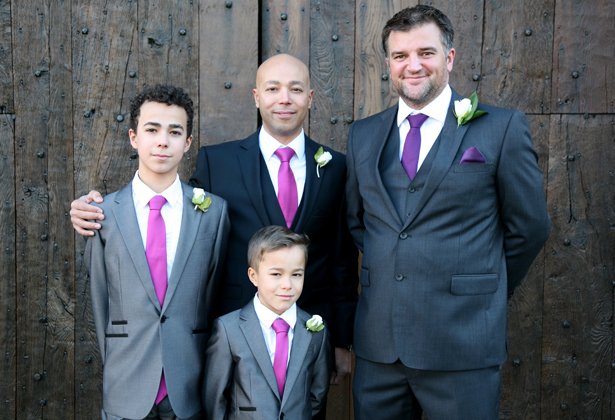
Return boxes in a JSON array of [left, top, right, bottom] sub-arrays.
[[272, 318, 290, 399], [146, 195, 168, 405], [401, 113, 429, 180], [274, 148, 298, 228]]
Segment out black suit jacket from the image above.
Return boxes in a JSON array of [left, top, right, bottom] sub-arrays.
[[190, 129, 358, 347]]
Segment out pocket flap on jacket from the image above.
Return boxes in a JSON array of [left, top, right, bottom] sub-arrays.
[[360, 267, 370, 287], [451, 274, 498, 295]]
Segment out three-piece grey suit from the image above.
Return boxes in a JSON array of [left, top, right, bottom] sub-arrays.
[[346, 89, 551, 418], [204, 302, 332, 420], [85, 181, 230, 419]]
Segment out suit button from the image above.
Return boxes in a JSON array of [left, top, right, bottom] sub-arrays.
[[408, 187, 416, 193], [395, 274, 403, 281], [399, 233, 408, 239], [160, 315, 167, 323]]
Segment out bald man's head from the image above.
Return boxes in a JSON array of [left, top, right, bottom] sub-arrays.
[[253, 54, 313, 145]]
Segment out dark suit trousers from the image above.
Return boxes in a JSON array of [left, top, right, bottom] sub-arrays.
[[353, 356, 501, 420]]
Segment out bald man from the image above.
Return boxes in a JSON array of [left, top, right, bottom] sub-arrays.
[[70, 55, 358, 401]]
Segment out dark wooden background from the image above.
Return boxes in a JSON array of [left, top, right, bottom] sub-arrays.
[[0, 0, 613, 419]]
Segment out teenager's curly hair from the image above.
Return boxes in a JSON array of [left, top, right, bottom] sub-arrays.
[[130, 84, 194, 137]]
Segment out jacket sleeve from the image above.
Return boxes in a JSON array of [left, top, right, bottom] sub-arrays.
[[84, 229, 109, 363], [203, 318, 233, 420], [189, 146, 212, 190], [310, 328, 333, 416], [496, 110, 551, 295], [345, 123, 365, 252], [205, 199, 231, 331]]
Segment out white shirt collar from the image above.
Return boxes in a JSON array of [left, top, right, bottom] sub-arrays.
[[253, 293, 297, 330], [132, 170, 183, 210], [259, 126, 305, 162], [397, 84, 452, 127]]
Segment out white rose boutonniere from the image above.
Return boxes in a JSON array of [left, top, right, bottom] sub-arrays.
[[314, 147, 332, 178], [306, 315, 325, 332], [192, 188, 212, 213], [453, 92, 488, 127]]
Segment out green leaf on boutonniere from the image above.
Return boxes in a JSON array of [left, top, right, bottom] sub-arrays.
[[192, 188, 212, 213]]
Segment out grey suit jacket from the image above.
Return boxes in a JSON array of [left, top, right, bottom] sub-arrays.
[[85, 180, 230, 419], [204, 302, 332, 420], [346, 89, 551, 371]]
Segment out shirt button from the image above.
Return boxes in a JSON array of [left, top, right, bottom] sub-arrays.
[[399, 233, 408, 239], [395, 274, 403, 281]]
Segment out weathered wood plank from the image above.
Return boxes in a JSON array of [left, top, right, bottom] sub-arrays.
[[138, 0, 199, 181], [199, 0, 258, 145], [428, 0, 484, 99], [262, 0, 310, 63], [552, 0, 615, 114], [354, 0, 413, 120], [480, 0, 554, 113], [0, 114, 16, 420], [500, 115, 550, 420], [309, 0, 354, 154], [0, 0, 13, 113], [72, 1, 139, 417], [541, 114, 615, 420]]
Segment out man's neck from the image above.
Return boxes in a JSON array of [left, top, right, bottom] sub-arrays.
[[137, 168, 178, 193], [261, 125, 302, 146]]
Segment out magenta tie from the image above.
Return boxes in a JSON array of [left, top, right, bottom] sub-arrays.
[[272, 318, 290, 399], [146, 195, 168, 405], [274, 148, 298, 228], [401, 113, 429, 180]]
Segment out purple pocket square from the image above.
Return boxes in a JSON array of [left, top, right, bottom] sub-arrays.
[[460, 146, 487, 164]]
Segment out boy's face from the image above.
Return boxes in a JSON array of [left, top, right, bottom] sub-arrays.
[[248, 246, 305, 315], [129, 101, 192, 183]]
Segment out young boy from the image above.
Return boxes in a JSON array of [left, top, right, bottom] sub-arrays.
[[204, 225, 332, 420], [85, 85, 230, 420]]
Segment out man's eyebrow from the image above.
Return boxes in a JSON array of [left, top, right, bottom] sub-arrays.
[[143, 121, 162, 127], [169, 123, 185, 130]]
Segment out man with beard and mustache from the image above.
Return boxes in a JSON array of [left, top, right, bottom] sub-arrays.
[[345, 5, 550, 420]]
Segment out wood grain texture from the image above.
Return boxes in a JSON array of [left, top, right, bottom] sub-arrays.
[[552, 0, 615, 114], [427, 0, 484, 99], [199, 0, 258, 145], [138, 0, 199, 181], [0, 114, 16, 420], [72, 1, 139, 417], [500, 115, 550, 420], [480, 0, 554, 113], [262, 0, 310, 63], [309, 0, 355, 153], [0, 0, 13, 113], [542, 114, 615, 420], [354, 0, 413, 120]]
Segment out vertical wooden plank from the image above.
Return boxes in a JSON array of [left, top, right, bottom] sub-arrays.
[[0, 114, 16, 420], [309, 0, 355, 154], [500, 115, 550, 420], [262, 0, 310, 63], [542, 114, 614, 420], [480, 0, 554, 113], [138, 0, 199, 181], [0, 0, 13, 113], [72, 1, 139, 417], [354, 0, 412, 120], [551, 0, 615, 114], [427, 0, 484, 98], [199, 0, 258, 145], [12, 0, 52, 417]]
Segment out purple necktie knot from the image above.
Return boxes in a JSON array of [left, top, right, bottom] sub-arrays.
[[408, 113, 429, 128], [149, 195, 167, 211], [275, 147, 295, 162], [272, 318, 290, 399]]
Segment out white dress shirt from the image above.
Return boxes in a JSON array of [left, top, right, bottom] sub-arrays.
[[397, 84, 452, 171], [132, 171, 183, 283], [259, 127, 306, 204], [253, 293, 297, 366]]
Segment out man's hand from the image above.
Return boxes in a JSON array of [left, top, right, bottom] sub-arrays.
[[70, 190, 105, 236], [330, 347, 352, 385]]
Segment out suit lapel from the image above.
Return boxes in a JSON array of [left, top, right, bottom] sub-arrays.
[[239, 304, 281, 399], [112, 183, 161, 311], [238, 131, 272, 227], [403, 90, 469, 230], [294, 137, 322, 232], [280, 310, 312, 408], [162, 182, 202, 313], [374, 106, 404, 228]]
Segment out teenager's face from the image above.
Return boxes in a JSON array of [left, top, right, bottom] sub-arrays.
[[129, 101, 192, 184], [386, 23, 455, 109], [248, 246, 305, 315], [253, 54, 314, 145]]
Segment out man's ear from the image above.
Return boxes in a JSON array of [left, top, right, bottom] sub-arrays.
[[248, 267, 258, 287], [184, 135, 193, 153], [129, 129, 138, 150], [253, 88, 260, 108]]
